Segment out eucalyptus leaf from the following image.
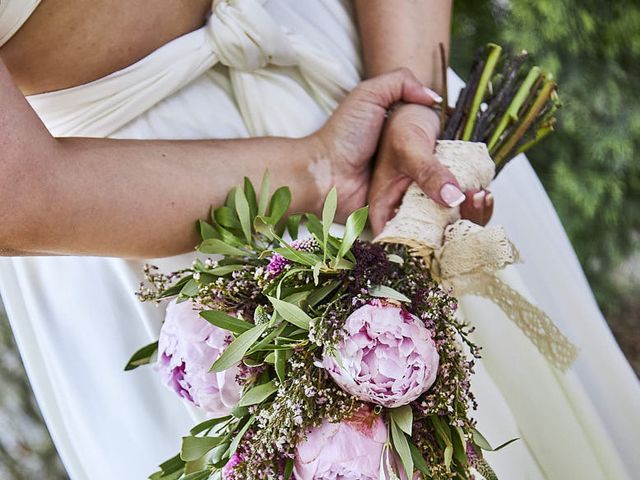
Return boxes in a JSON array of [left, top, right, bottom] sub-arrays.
[[257, 170, 271, 217], [336, 206, 368, 261], [369, 285, 411, 303], [210, 323, 269, 372], [199, 239, 247, 257], [389, 405, 413, 436], [200, 310, 253, 334], [268, 296, 312, 330], [238, 380, 278, 407], [268, 186, 292, 225], [247, 323, 287, 355], [390, 419, 414, 479], [234, 186, 253, 243], [273, 247, 318, 267], [124, 341, 158, 371]]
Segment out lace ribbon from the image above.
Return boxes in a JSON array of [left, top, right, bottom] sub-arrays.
[[375, 140, 578, 371]]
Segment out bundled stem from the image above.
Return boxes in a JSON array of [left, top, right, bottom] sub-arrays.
[[440, 43, 561, 171]]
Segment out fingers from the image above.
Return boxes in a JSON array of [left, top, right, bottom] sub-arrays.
[[356, 67, 442, 111], [368, 172, 412, 236], [459, 189, 494, 226]]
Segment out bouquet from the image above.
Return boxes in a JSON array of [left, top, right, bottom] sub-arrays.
[[128, 44, 576, 480]]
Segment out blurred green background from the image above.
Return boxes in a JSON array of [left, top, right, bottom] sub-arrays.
[[0, 1, 638, 478]]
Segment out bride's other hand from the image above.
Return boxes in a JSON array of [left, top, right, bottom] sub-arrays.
[[367, 103, 494, 235], [311, 68, 441, 222]]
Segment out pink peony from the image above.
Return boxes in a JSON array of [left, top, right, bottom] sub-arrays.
[[157, 299, 241, 416], [294, 406, 388, 479], [321, 301, 439, 408]]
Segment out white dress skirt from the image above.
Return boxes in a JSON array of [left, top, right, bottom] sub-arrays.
[[0, 1, 638, 479]]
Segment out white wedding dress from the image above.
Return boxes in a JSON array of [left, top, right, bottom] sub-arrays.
[[1, 1, 638, 479]]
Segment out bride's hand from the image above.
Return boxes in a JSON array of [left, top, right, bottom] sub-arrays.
[[310, 68, 442, 221], [367, 103, 494, 235]]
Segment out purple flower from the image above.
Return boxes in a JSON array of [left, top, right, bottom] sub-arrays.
[[321, 301, 439, 408], [158, 299, 242, 416], [294, 406, 387, 479]]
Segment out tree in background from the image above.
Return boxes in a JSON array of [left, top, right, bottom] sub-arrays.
[[451, 0, 640, 313]]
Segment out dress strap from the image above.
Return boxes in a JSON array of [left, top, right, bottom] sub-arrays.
[[26, 0, 360, 138], [0, 0, 41, 47]]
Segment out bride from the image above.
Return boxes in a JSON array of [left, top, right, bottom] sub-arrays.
[[0, 1, 638, 478]]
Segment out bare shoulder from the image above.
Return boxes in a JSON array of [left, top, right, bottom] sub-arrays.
[[0, 0, 212, 95]]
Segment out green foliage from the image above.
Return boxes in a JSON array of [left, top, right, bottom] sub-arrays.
[[453, 0, 640, 311]]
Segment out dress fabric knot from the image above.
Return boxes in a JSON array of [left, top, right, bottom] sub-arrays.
[[207, 0, 298, 72]]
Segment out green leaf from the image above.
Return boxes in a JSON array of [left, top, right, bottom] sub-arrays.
[[198, 239, 247, 257], [247, 323, 287, 354], [190, 416, 231, 436], [213, 223, 244, 247], [180, 278, 199, 297], [336, 206, 368, 261], [197, 219, 219, 241], [390, 418, 414, 479], [159, 275, 192, 298], [244, 176, 258, 220], [273, 247, 319, 267], [181, 471, 211, 480], [181, 436, 221, 462], [408, 439, 431, 477], [304, 213, 324, 242], [257, 170, 271, 217], [210, 323, 269, 372], [234, 187, 253, 244], [156, 453, 186, 477], [124, 341, 158, 371], [322, 187, 338, 255], [284, 458, 294, 480], [238, 380, 278, 407], [286, 214, 302, 240], [472, 428, 519, 452], [268, 187, 292, 224], [214, 206, 241, 230], [200, 310, 253, 334], [275, 348, 287, 382], [268, 296, 312, 330], [444, 444, 453, 469], [208, 264, 245, 276], [369, 285, 411, 303], [307, 280, 341, 307], [389, 405, 413, 436], [230, 415, 256, 455]]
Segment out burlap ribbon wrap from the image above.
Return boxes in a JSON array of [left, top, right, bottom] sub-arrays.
[[375, 140, 578, 371]]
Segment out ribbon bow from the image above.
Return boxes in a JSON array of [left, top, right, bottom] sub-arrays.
[[432, 219, 578, 371]]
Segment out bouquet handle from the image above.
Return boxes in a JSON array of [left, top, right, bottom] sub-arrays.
[[375, 140, 578, 371]]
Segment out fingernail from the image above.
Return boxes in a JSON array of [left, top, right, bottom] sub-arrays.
[[473, 191, 486, 209], [424, 87, 443, 103], [440, 184, 465, 207], [486, 192, 494, 207]]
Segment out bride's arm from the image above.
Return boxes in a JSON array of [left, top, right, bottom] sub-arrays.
[[0, 60, 438, 258], [355, 1, 494, 233]]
